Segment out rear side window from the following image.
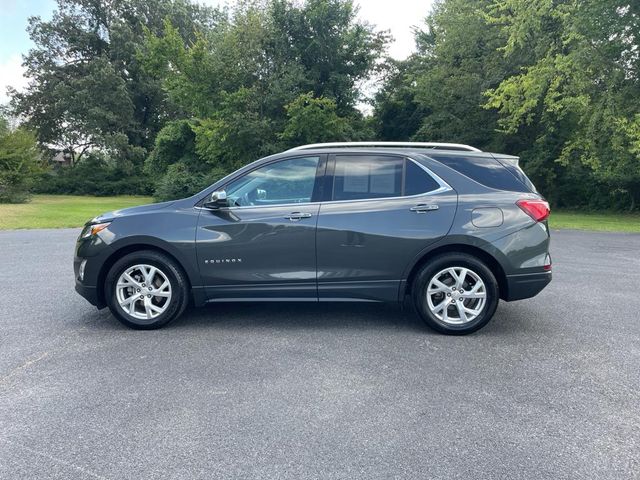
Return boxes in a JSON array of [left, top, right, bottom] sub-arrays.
[[430, 154, 531, 192], [333, 155, 402, 200], [332, 155, 441, 201]]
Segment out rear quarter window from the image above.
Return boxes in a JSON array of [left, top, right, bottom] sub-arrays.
[[430, 154, 531, 192], [405, 160, 441, 195], [494, 158, 538, 193]]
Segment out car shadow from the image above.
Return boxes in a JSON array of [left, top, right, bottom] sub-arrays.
[[169, 301, 429, 333], [78, 298, 542, 336]]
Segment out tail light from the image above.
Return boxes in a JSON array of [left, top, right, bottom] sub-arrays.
[[517, 199, 550, 222]]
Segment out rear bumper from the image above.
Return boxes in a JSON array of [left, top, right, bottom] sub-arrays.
[[504, 271, 552, 301]]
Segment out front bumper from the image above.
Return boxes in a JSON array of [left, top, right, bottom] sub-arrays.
[[75, 281, 104, 308], [74, 232, 114, 309], [504, 271, 552, 301]]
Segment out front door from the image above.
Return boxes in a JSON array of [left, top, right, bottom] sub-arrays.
[[196, 155, 324, 301]]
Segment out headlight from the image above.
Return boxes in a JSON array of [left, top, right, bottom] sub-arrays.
[[81, 222, 111, 238]]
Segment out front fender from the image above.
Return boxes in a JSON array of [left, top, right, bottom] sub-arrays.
[[105, 235, 202, 288]]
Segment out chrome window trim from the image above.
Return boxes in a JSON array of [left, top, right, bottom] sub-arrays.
[[318, 185, 452, 206], [197, 158, 452, 211], [196, 201, 318, 211]]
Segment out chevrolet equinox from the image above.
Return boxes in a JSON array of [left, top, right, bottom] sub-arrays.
[[74, 142, 552, 334]]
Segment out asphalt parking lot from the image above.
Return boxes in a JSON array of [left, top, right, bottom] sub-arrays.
[[0, 228, 639, 479]]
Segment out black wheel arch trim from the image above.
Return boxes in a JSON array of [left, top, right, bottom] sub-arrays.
[[95, 236, 202, 307], [399, 235, 511, 302]]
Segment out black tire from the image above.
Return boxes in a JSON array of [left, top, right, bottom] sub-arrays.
[[105, 250, 189, 329], [412, 253, 499, 335]]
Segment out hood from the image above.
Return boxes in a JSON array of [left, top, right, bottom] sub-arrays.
[[91, 200, 176, 223]]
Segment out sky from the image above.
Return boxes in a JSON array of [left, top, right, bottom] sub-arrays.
[[0, 0, 434, 105]]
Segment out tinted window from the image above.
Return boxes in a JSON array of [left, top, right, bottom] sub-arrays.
[[333, 155, 403, 201], [225, 156, 320, 207], [430, 154, 530, 192], [405, 160, 441, 195], [494, 158, 538, 193], [332, 156, 442, 201]]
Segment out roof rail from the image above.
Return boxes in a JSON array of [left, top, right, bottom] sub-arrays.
[[287, 142, 482, 152]]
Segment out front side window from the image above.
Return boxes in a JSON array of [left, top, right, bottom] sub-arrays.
[[224, 156, 320, 207], [332, 155, 440, 201]]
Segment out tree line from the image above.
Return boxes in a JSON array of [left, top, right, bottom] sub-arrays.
[[1, 0, 638, 209]]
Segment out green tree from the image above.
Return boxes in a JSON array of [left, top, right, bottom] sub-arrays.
[[144, 119, 198, 179], [143, 0, 387, 199], [374, 0, 515, 150], [279, 93, 351, 146], [153, 161, 223, 202], [10, 0, 220, 169], [373, 59, 426, 141], [269, 0, 389, 113], [0, 117, 44, 203], [484, 0, 640, 209], [141, 4, 288, 177], [373, 0, 640, 209]]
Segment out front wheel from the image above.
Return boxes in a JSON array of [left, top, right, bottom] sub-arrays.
[[412, 253, 499, 335], [105, 250, 189, 329]]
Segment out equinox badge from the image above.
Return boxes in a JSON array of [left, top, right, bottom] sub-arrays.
[[205, 258, 243, 264]]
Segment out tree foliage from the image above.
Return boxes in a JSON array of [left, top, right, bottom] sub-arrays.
[[11, 0, 220, 169], [280, 93, 352, 146], [375, 0, 640, 209], [484, 0, 640, 208], [8, 0, 639, 209], [0, 117, 44, 203], [140, 0, 387, 198], [153, 162, 217, 202], [34, 153, 154, 196], [374, 0, 513, 149]]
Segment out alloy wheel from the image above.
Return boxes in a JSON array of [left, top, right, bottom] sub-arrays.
[[426, 266, 487, 325], [116, 264, 172, 320]]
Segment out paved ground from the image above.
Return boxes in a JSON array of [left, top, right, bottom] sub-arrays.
[[0, 228, 638, 480]]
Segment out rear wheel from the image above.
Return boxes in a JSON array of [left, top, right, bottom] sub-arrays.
[[105, 250, 189, 329], [412, 253, 499, 335]]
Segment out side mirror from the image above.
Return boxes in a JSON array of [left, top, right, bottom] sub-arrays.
[[204, 190, 228, 209]]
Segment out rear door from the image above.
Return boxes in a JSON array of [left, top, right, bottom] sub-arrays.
[[316, 154, 457, 301]]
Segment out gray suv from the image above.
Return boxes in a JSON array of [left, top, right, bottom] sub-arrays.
[[74, 142, 551, 334]]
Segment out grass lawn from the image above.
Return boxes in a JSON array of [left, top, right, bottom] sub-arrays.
[[0, 195, 153, 230], [549, 210, 640, 233]]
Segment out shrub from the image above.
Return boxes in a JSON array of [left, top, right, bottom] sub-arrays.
[[0, 124, 44, 203], [35, 155, 154, 196], [153, 162, 225, 202], [145, 119, 197, 177]]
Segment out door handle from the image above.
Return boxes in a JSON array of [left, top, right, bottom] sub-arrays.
[[285, 212, 313, 221], [410, 204, 439, 213]]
